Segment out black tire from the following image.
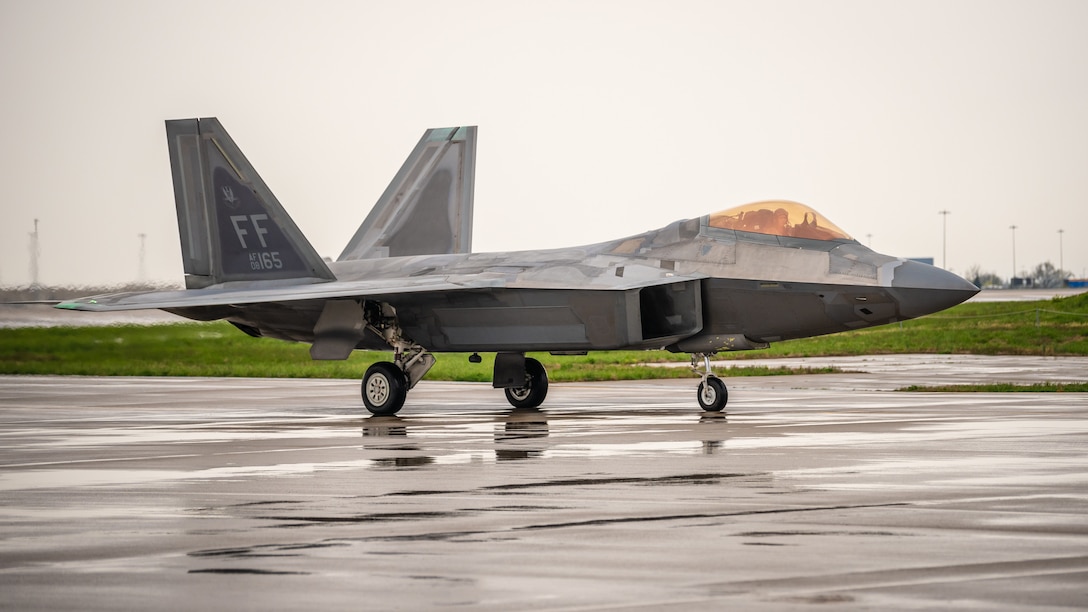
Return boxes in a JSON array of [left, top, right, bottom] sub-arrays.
[[362, 362, 407, 416], [504, 357, 549, 409], [697, 376, 728, 412]]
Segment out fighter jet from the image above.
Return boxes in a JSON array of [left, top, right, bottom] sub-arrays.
[[58, 118, 979, 415]]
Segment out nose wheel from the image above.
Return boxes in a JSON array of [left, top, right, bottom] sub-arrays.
[[692, 353, 728, 412], [697, 376, 728, 412]]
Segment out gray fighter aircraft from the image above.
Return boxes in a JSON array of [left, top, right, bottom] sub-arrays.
[[58, 118, 979, 415]]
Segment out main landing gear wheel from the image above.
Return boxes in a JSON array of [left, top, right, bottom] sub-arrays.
[[504, 357, 549, 409], [362, 362, 408, 416], [356, 300, 436, 416], [697, 376, 728, 412]]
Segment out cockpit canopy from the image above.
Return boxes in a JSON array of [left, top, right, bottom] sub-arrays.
[[707, 201, 852, 241]]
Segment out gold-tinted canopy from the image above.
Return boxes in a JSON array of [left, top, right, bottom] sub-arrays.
[[708, 201, 852, 241]]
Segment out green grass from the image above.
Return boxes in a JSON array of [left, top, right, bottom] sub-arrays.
[[0, 322, 837, 380], [719, 291, 1088, 360], [2, 292, 1086, 381]]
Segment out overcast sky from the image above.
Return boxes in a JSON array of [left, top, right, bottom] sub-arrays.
[[2, 0, 1086, 287]]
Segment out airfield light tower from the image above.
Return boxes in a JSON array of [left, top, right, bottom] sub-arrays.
[[1058, 229, 1064, 278], [29, 218, 40, 288], [938, 210, 950, 269], [138, 233, 147, 283], [1009, 225, 1018, 284]]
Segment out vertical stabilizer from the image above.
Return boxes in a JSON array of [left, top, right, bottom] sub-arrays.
[[166, 118, 335, 288], [338, 126, 476, 260]]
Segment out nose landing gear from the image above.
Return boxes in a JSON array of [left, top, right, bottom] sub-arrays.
[[692, 353, 727, 412]]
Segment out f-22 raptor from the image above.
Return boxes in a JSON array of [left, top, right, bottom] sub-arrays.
[[59, 118, 979, 415]]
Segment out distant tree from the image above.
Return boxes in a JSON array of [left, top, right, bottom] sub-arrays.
[[1030, 261, 1070, 288], [965, 264, 1004, 288]]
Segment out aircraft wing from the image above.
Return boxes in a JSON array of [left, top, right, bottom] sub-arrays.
[[56, 277, 492, 312], [56, 269, 705, 312]]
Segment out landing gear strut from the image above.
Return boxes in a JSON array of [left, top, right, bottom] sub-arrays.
[[359, 301, 435, 416], [692, 353, 727, 412]]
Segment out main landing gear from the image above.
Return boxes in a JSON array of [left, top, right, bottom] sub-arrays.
[[360, 302, 435, 416], [692, 353, 728, 412], [357, 302, 551, 415], [362, 350, 551, 415]]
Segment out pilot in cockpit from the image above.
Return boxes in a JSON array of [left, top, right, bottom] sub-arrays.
[[770, 208, 790, 236]]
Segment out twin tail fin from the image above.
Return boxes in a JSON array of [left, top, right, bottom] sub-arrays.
[[338, 126, 476, 260], [165, 118, 335, 289]]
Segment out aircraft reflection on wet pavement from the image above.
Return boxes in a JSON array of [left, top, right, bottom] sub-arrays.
[[360, 408, 729, 464], [361, 417, 432, 468], [58, 119, 979, 415]]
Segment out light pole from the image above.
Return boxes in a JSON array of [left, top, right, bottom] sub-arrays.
[[1009, 225, 1018, 283], [938, 210, 950, 269], [866, 233, 872, 247], [1058, 229, 1064, 276], [138, 233, 147, 282], [29, 218, 40, 288]]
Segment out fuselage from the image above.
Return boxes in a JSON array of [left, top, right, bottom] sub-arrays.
[[188, 202, 978, 354]]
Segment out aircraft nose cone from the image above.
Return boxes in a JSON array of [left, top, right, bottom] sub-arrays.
[[890, 260, 980, 319]]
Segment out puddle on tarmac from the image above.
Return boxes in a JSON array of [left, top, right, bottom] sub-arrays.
[[545, 440, 708, 457], [1, 406, 783, 492], [189, 568, 310, 575], [0, 461, 378, 491]]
